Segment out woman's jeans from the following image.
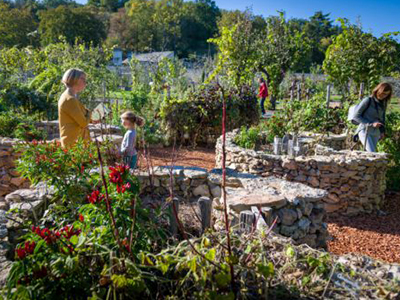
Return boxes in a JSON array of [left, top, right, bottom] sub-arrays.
[[123, 154, 138, 169], [260, 97, 266, 114], [358, 128, 380, 152]]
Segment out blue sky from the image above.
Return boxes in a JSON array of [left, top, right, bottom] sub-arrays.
[[214, 0, 400, 36], [76, 0, 400, 36]]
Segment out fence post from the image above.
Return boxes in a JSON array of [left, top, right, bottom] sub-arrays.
[[359, 82, 365, 100], [168, 197, 180, 236], [240, 210, 255, 232], [198, 197, 212, 232], [290, 81, 295, 102], [297, 82, 301, 101], [326, 85, 331, 108]]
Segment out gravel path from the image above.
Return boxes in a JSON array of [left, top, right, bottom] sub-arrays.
[[137, 146, 400, 263]]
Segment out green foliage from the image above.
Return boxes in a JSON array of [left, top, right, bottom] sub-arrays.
[[0, 40, 118, 119], [233, 126, 261, 149], [0, 3, 39, 48], [377, 111, 400, 191], [160, 83, 259, 146], [38, 6, 107, 46], [0, 85, 49, 114], [7, 157, 167, 299], [110, 0, 220, 55], [16, 140, 108, 200], [323, 19, 400, 97], [209, 12, 311, 97], [0, 112, 46, 141]]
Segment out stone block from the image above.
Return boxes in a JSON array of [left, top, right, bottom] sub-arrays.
[[193, 184, 211, 197], [228, 192, 287, 213], [278, 209, 298, 226]]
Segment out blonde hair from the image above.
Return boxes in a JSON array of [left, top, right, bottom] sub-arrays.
[[372, 82, 392, 107], [121, 111, 145, 127], [62, 68, 86, 88]]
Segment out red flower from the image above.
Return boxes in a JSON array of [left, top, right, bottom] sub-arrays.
[[79, 214, 84, 222], [16, 247, 26, 260], [87, 190, 105, 204], [108, 164, 129, 185], [109, 170, 122, 184], [31, 139, 38, 146], [116, 182, 131, 194], [60, 225, 81, 240], [15, 241, 36, 260]]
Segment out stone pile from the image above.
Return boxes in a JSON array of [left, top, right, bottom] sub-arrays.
[[216, 130, 389, 216]]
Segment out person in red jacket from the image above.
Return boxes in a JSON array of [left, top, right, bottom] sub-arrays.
[[258, 77, 269, 115]]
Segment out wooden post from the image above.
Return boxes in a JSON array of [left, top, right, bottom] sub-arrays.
[[273, 136, 282, 155], [290, 81, 295, 102], [198, 197, 212, 232], [326, 85, 331, 108], [359, 82, 365, 100], [168, 197, 180, 236], [297, 82, 301, 101], [240, 210, 255, 232], [306, 88, 310, 101], [251, 206, 267, 230]]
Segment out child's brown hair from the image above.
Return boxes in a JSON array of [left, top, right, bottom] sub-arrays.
[[121, 111, 145, 127]]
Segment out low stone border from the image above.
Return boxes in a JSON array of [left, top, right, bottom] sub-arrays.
[[216, 130, 389, 216]]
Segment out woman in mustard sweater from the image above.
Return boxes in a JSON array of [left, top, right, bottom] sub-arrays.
[[58, 68, 92, 148]]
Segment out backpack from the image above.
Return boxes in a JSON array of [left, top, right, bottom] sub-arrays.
[[347, 97, 372, 125]]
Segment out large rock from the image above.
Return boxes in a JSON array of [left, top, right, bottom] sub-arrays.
[[228, 191, 287, 213], [5, 189, 40, 203]]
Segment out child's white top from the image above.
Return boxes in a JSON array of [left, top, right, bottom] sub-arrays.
[[120, 129, 137, 156]]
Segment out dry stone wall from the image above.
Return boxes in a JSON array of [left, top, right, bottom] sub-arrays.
[[137, 166, 328, 248], [216, 130, 389, 216], [0, 138, 31, 201]]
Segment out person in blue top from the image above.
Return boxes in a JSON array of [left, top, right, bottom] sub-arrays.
[[120, 111, 145, 169], [353, 82, 392, 152]]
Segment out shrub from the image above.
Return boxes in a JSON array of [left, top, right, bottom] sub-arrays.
[[377, 111, 400, 191], [233, 126, 261, 149], [0, 112, 46, 141], [160, 83, 259, 146]]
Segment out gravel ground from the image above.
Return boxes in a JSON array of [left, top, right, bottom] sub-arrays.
[[136, 146, 400, 264], [327, 191, 400, 264]]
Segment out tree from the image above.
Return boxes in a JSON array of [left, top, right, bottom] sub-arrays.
[[87, 0, 127, 12], [38, 5, 107, 46], [209, 11, 310, 98], [208, 12, 259, 86], [0, 2, 38, 47], [256, 13, 311, 100], [323, 19, 400, 98], [178, 0, 220, 56]]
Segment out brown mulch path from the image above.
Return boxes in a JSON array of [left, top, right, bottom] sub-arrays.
[[136, 147, 400, 264], [327, 192, 400, 263], [137, 147, 216, 171]]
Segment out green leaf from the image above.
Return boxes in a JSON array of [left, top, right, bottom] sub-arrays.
[[205, 249, 216, 261], [286, 246, 295, 258], [257, 262, 274, 278], [70, 235, 79, 245], [215, 272, 231, 288]]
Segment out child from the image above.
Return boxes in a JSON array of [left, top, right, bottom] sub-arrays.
[[120, 111, 145, 169]]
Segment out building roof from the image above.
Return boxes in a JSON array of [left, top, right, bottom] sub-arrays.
[[123, 51, 174, 64]]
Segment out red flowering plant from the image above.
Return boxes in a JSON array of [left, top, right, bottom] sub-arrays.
[[6, 157, 168, 299], [15, 139, 114, 202]]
